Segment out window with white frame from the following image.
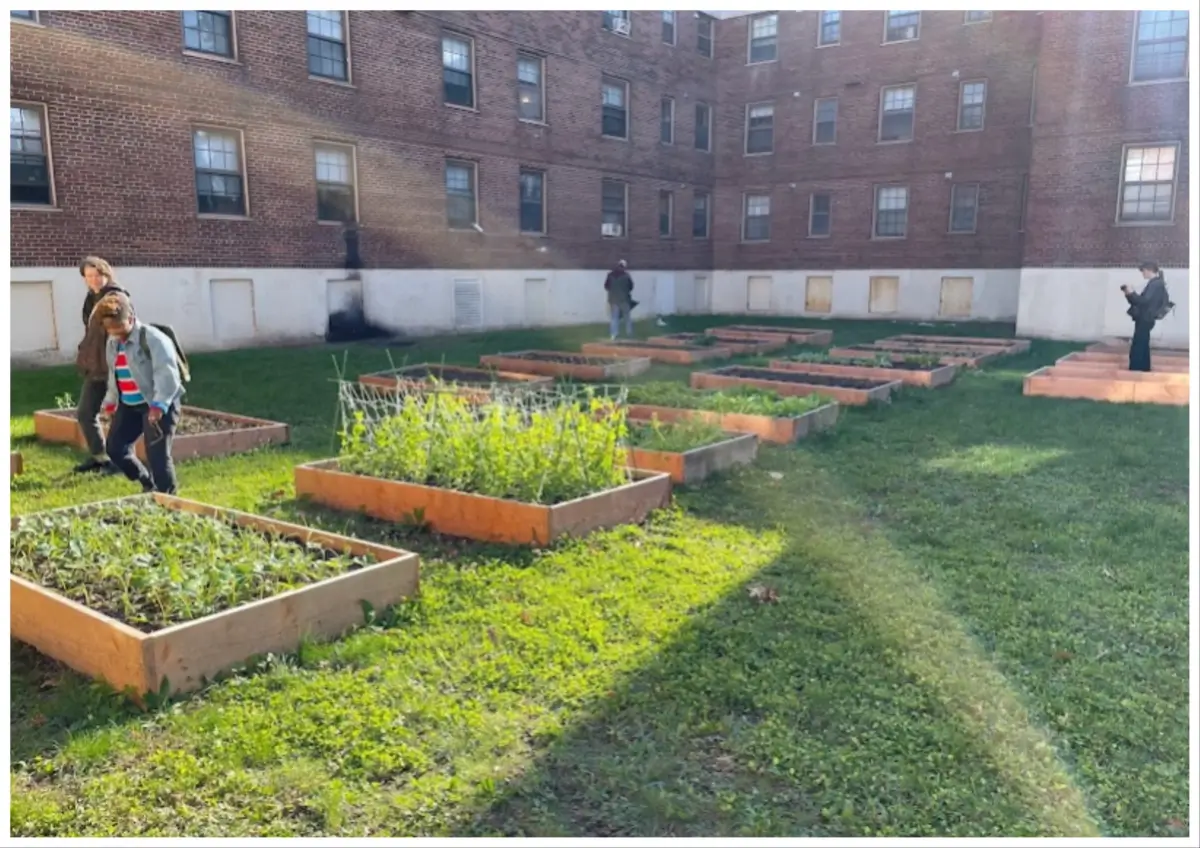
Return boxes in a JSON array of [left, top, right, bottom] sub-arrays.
[[745, 103, 775, 154], [601, 76, 629, 139], [692, 190, 710, 238], [958, 80, 986, 131], [662, 10, 676, 44], [183, 11, 234, 58], [519, 168, 545, 234], [948, 183, 979, 233], [1131, 11, 1189, 83], [306, 11, 348, 81], [1118, 143, 1178, 223], [879, 84, 915, 142], [809, 192, 831, 236], [659, 190, 674, 236], [10, 10, 38, 22], [873, 185, 908, 237], [818, 11, 841, 46], [517, 52, 544, 122], [660, 96, 675, 144], [315, 143, 356, 222], [749, 13, 778, 63], [884, 10, 920, 43], [603, 11, 631, 35], [445, 159, 477, 228], [697, 13, 714, 57], [601, 178, 627, 236], [10, 105, 53, 206], [694, 102, 712, 151], [443, 35, 474, 108], [743, 194, 771, 241], [813, 96, 837, 144], [193, 128, 246, 216], [964, 11, 992, 24]]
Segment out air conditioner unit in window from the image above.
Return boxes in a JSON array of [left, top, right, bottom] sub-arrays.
[[601, 222, 623, 237], [613, 18, 631, 36]]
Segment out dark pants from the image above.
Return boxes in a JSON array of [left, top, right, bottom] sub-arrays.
[[106, 401, 180, 494], [1129, 321, 1153, 372], [76, 378, 109, 457]]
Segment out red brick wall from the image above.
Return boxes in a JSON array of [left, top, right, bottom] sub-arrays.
[[1023, 11, 1190, 267]]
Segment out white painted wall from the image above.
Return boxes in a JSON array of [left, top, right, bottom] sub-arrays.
[[1016, 267, 1191, 346]]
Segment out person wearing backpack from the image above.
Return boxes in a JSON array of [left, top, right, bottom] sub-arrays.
[[1120, 261, 1173, 372], [73, 256, 129, 474], [604, 259, 636, 340], [95, 292, 187, 494]]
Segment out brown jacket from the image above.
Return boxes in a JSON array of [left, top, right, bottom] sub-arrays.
[[75, 284, 128, 380]]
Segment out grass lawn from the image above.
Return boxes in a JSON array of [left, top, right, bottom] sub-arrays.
[[7, 316, 1191, 838]]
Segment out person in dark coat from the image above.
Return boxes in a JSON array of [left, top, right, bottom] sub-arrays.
[[1121, 261, 1170, 373], [604, 259, 635, 340], [73, 256, 129, 474]]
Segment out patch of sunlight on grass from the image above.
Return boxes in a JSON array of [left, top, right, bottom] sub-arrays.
[[924, 444, 1069, 477]]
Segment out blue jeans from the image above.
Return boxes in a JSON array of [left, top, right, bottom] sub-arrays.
[[609, 302, 633, 338]]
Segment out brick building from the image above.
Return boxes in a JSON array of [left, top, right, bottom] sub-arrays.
[[9, 9, 1191, 362]]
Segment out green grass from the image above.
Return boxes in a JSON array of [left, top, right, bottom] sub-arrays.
[[8, 315, 1190, 838]]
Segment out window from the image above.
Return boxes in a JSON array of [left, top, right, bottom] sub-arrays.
[[1131, 11, 1189, 83], [692, 191, 710, 238], [662, 10, 676, 44], [884, 10, 920, 43], [745, 103, 774, 154], [1018, 173, 1029, 233], [601, 178, 627, 237], [660, 96, 675, 144], [443, 35, 474, 108], [949, 183, 979, 233], [306, 11, 348, 81], [603, 11, 631, 36], [445, 160, 477, 229], [958, 80, 986, 131], [11, 10, 37, 22], [743, 194, 771, 241], [10, 104, 53, 206], [748, 13, 778, 63], [183, 11, 234, 58], [1118, 143, 1179, 223], [193, 128, 246, 216], [314, 144, 356, 223], [964, 11, 992, 24], [517, 53, 544, 122], [873, 186, 908, 237], [694, 102, 711, 151], [697, 13, 714, 57], [809, 192, 831, 236], [813, 97, 837, 144], [879, 84, 915, 142], [519, 168, 545, 234], [659, 190, 674, 236], [601, 76, 629, 139], [818, 11, 841, 46]]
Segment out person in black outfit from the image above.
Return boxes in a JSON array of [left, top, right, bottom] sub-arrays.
[[1120, 261, 1170, 373], [73, 256, 129, 474]]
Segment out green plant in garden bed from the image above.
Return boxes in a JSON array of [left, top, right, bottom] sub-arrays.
[[626, 417, 728, 454], [339, 391, 629, 505], [788, 351, 943, 369], [626, 381, 829, 417], [9, 500, 374, 632]]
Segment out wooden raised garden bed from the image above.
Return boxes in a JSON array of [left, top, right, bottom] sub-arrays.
[[623, 431, 758, 485], [33, 406, 290, 462], [294, 461, 672, 547], [1086, 340, 1189, 356], [885, 334, 1031, 354], [479, 350, 652, 381], [768, 357, 959, 388], [706, 325, 833, 347], [9, 494, 421, 699], [691, 366, 899, 406], [11, 451, 23, 476], [580, 339, 734, 364], [358, 363, 552, 400], [828, 344, 1000, 369], [1023, 367, 1190, 406], [648, 332, 784, 356], [1056, 351, 1189, 373], [626, 401, 839, 445]]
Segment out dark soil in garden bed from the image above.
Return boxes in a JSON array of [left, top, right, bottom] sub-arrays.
[[505, 352, 625, 365], [94, 410, 251, 436], [717, 367, 892, 390], [378, 365, 528, 385], [789, 358, 939, 372]]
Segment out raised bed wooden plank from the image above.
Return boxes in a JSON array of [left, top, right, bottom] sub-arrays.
[[691, 366, 899, 406], [768, 358, 959, 388], [624, 432, 758, 485], [479, 350, 652, 381], [580, 340, 734, 364], [1056, 351, 1189, 372], [33, 406, 290, 463], [708, 325, 835, 346], [828, 344, 1000, 368], [11, 451, 22, 476], [295, 461, 672, 547], [886, 334, 1031, 353], [647, 333, 783, 356], [358, 363, 552, 400], [1086, 340, 1189, 356], [9, 494, 420, 698], [1038, 365, 1189, 385], [1023, 367, 1189, 406], [626, 402, 839, 445]]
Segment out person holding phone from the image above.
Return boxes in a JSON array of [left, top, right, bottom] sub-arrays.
[[1120, 261, 1171, 372]]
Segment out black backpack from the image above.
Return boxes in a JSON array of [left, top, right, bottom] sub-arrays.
[[139, 324, 191, 383], [1155, 284, 1175, 321]]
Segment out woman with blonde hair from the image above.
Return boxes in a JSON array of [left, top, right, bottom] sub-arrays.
[[73, 256, 129, 474]]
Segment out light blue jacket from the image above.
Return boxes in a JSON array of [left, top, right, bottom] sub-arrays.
[[103, 322, 185, 413]]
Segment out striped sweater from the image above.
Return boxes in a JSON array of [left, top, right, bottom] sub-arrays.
[[114, 343, 146, 406]]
